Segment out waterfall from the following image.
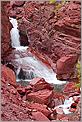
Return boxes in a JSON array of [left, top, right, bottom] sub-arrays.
[[9, 17, 67, 85], [9, 17, 28, 50], [9, 17, 20, 47]]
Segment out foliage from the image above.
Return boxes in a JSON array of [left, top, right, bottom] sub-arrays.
[[50, 0, 67, 12]]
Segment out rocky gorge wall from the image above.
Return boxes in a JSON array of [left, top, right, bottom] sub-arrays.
[[1, 1, 81, 121], [1, 1, 12, 59], [8, 1, 81, 63]]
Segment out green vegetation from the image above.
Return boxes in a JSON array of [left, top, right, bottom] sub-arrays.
[[50, 0, 67, 12]]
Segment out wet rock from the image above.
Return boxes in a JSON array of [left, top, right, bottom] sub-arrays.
[[48, 99, 55, 108], [18, 68, 26, 80], [26, 89, 53, 105], [71, 102, 77, 109], [32, 111, 50, 121], [27, 103, 51, 117], [1, 65, 16, 86], [73, 96, 80, 103], [54, 107, 64, 115], [19, 31, 30, 46], [30, 77, 53, 91], [9, 10, 16, 18]]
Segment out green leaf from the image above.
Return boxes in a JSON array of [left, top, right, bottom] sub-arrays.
[[50, 0, 56, 4], [75, 83, 81, 88]]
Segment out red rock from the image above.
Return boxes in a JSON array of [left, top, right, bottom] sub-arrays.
[[69, 108, 76, 113], [53, 91, 65, 101], [69, 92, 80, 97], [30, 77, 53, 91], [74, 96, 80, 103], [49, 113, 57, 120], [17, 86, 26, 95], [71, 103, 77, 109], [1, 65, 16, 86], [56, 55, 78, 74], [32, 111, 50, 121], [1, 2, 12, 58], [27, 103, 51, 117], [25, 85, 32, 90], [11, 1, 25, 7], [9, 10, 16, 18], [54, 2, 81, 38], [63, 82, 79, 94], [60, 116, 69, 121], [48, 99, 55, 108], [26, 89, 53, 105], [8, 1, 80, 65], [57, 114, 68, 120]]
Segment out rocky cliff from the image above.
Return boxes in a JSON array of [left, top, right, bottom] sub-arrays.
[[1, 1, 12, 59], [8, 1, 81, 63]]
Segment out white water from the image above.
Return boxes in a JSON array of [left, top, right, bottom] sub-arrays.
[[9, 17, 29, 50], [15, 56, 66, 84], [9, 17, 67, 84], [9, 17, 81, 115], [55, 95, 81, 114], [9, 17, 20, 47]]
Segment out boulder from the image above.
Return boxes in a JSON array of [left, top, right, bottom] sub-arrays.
[[32, 111, 50, 121], [26, 89, 53, 105], [1, 65, 16, 86], [56, 55, 78, 79], [30, 77, 53, 91], [56, 55, 78, 74], [27, 103, 51, 117]]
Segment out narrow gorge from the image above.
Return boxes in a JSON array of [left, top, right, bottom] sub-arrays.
[[1, 1, 81, 121]]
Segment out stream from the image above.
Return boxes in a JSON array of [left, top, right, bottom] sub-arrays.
[[9, 17, 80, 115], [9, 17, 67, 85]]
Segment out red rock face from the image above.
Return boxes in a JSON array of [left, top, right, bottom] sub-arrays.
[[8, 1, 81, 64], [54, 2, 81, 38], [1, 1, 12, 59]]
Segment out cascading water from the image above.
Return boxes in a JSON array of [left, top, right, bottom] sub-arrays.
[[9, 17, 80, 115], [9, 17, 20, 47], [9, 17, 29, 50], [9, 17, 67, 85]]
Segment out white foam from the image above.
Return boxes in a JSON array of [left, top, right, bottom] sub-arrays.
[[15, 56, 66, 85]]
